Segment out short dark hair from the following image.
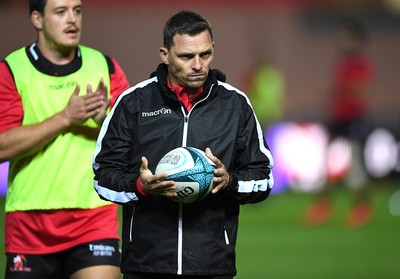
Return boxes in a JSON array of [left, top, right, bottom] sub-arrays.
[[163, 10, 213, 50], [29, 0, 47, 15]]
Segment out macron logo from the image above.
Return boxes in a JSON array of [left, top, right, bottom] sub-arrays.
[[142, 108, 172, 117]]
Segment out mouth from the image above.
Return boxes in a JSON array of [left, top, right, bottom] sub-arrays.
[[64, 27, 79, 36], [189, 73, 206, 80]]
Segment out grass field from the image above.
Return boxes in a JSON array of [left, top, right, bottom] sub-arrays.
[[1, 178, 400, 278]]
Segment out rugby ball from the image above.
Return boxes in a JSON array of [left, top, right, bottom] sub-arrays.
[[155, 147, 216, 204]]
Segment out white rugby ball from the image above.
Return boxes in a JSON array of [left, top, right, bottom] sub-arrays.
[[155, 147, 216, 204]]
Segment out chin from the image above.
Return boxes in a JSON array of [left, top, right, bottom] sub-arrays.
[[63, 41, 79, 48], [189, 80, 206, 88]]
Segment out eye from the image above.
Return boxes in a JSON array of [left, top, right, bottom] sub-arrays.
[[200, 51, 212, 59], [55, 9, 65, 15], [179, 54, 194, 61], [74, 7, 82, 15]]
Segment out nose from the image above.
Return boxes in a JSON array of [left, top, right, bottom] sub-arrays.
[[192, 56, 202, 71], [66, 10, 77, 23]]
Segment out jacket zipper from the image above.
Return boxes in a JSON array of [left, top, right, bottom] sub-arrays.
[[224, 225, 230, 245], [176, 84, 214, 275], [129, 206, 135, 242], [177, 203, 183, 275], [177, 107, 187, 274]]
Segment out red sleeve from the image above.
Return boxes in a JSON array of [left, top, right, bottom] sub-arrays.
[[335, 55, 373, 87], [109, 58, 130, 108], [0, 61, 23, 133], [136, 177, 148, 196]]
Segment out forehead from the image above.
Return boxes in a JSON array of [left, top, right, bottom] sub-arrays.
[[45, 0, 82, 9], [171, 31, 213, 53]]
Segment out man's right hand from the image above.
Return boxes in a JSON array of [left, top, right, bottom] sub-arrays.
[[62, 83, 107, 126], [139, 156, 177, 198]]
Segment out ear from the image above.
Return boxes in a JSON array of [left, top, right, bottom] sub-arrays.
[[31, 11, 43, 30], [159, 47, 169, 65]]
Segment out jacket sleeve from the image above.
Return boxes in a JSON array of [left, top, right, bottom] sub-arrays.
[[227, 97, 274, 205], [92, 90, 141, 204]]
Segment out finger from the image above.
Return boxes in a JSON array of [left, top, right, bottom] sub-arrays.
[[87, 83, 93, 95], [205, 147, 213, 158], [163, 191, 178, 198], [89, 108, 101, 117], [158, 180, 175, 191], [154, 172, 170, 182], [103, 98, 112, 110], [212, 183, 224, 194], [72, 84, 81, 96], [99, 82, 108, 99], [206, 148, 224, 168], [83, 89, 102, 102], [102, 84, 108, 97], [83, 98, 103, 114], [96, 79, 107, 97], [96, 78, 105, 92]]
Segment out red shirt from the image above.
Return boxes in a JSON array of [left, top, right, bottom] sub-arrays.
[[167, 79, 203, 111], [0, 62, 23, 133], [330, 53, 373, 122]]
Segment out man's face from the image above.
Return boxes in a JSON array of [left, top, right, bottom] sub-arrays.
[[160, 30, 214, 92], [35, 0, 83, 52]]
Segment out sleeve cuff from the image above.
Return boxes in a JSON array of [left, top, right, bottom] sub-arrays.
[[226, 173, 238, 192], [136, 177, 148, 196]]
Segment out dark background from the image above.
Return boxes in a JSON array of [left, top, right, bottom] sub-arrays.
[[1, 0, 399, 130]]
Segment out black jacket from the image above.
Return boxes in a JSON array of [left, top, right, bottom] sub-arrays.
[[93, 63, 274, 276]]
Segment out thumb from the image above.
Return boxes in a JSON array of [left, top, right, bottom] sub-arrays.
[[141, 156, 149, 172], [205, 147, 214, 160]]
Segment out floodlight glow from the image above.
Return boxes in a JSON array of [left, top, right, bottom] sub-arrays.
[[275, 122, 328, 192], [364, 128, 398, 178], [0, 161, 9, 197], [326, 137, 351, 181]]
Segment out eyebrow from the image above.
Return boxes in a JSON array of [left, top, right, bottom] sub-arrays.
[[177, 48, 213, 57], [52, 4, 82, 11]]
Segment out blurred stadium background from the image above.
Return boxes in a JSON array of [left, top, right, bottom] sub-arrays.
[[1, 0, 399, 278]]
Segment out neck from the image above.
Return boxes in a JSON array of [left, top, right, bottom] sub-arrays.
[[36, 41, 77, 65], [167, 77, 201, 97]]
